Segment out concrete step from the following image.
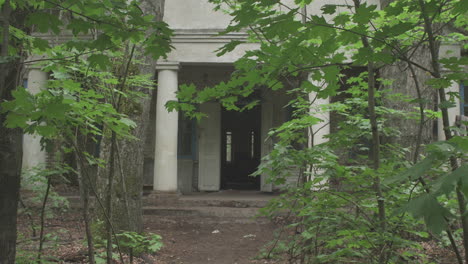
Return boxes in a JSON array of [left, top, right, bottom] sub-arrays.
[[65, 195, 271, 208], [143, 215, 271, 225], [61, 192, 274, 223], [142, 196, 270, 208], [143, 206, 270, 224], [143, 206, 263, 218]]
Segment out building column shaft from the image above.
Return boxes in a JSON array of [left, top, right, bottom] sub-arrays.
[[308, 76, 330, 147], [22, 69, 48, 170], [437, 44, 461, 141], [154, 63, 179, 192]]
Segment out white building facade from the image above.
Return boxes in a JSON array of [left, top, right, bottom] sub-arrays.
[[22, 0, 464, 194]]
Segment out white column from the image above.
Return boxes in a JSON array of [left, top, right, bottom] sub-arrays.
[[308, 76, 330, 188], [22, 67, 48, 170], [437, 43, 461, 141], [308, 76, 330, 147], [154, 62, 180, 192]]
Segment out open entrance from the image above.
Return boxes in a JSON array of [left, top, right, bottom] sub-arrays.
[[221, 106, 261, 190]]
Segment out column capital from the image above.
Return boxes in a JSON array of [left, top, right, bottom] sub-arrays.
[[156, 61, 180, 71]]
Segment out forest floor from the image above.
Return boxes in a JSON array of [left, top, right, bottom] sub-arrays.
[[15, 185, 459, 264], [16, 209, 281, 264], [16, 208, 460, 264]]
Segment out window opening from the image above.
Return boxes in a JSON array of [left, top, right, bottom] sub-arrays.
[[250, 130, 255, 158], [226, 131, 232, 162], [178, 113, 195, 158]]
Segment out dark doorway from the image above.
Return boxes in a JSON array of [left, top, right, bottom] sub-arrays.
[[221, 106, 261, 190]]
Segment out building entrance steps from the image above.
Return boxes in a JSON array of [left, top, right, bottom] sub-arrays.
[[145, 190, 275, 207], [62, 189, 278, 223], [143, 190, 278, 223]]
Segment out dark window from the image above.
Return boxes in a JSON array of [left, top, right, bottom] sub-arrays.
[[226, 131, 232, 162], [250, 130, 255, 158], [178, 113, 195, 158]]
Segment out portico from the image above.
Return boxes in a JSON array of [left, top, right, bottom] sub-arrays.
[[150, 64, 295, 193]]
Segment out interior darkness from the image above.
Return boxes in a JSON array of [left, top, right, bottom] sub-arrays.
[[221, 105, 261, 190]]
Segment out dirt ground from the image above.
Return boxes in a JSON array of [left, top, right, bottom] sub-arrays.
[[148, 217, 278, 264], [16, 209, 282, 264], [15, 206, 459, 264]]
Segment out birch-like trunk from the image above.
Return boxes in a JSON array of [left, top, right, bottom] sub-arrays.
[[380, 45, 436, 158], [95, 0, 165, 234]]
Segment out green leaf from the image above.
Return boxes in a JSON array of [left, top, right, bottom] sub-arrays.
[[67, 18, 93, 35], [26, 12, 63, 34], [32, 37, 50, 51], [93, 34, 113, 50], [321, 5, 337, 15], [36, 125, 57, 137], [433, 165, 468, 196], [120, 117, 137, 128], [385, 155, 437, 184], [449, 136, 468, 152], [403, 194, 451, 234], [216, 40, 243, 57], [453, 0, 468, 15], [4, 113, 29, 128], [88, 54, 110, 70], [353, 4, 378, 25], [426, 78, 452, 89]]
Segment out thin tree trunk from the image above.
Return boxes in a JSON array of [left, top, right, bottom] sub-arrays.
[[106, 132, 116, 264], [353, 1, 386, 262], [75, 134, 96, 264], [96, 0, 165, 235], [70, 131, 125, 264], [0, 0, 11, 98], [380, 47, 436, 158], [37, 178, 51, 262]]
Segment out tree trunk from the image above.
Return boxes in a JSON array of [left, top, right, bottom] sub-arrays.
[[94, 0, 164, 235], [0, 117, 23, 264], [0, 57, 23, 264], [380, 45, 436, 157], [74, 133, 97, 264], [0, 1, 24, 262]]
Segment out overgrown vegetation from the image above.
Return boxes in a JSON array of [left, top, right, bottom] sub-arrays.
[[0, 0, 170, 263], [1, 0, 467, 263], [172, 0, 468, 263]]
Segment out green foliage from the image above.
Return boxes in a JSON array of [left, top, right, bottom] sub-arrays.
[[20, 164, 71, 213], [1, 0, 173, 262], [15, 248, 58, 264], [173, 0, 468, 262], [2, 0, 173, 71], [92, 220, 163, 262], [116, 231, 164, 255], [391, 136, 468, 235], [2, 51, 153, 146]]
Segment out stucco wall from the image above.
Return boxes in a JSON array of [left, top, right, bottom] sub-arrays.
[[165, 0, 231, 30]]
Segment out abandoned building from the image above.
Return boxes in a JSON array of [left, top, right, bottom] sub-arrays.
[[21, 0, 465, 194]]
